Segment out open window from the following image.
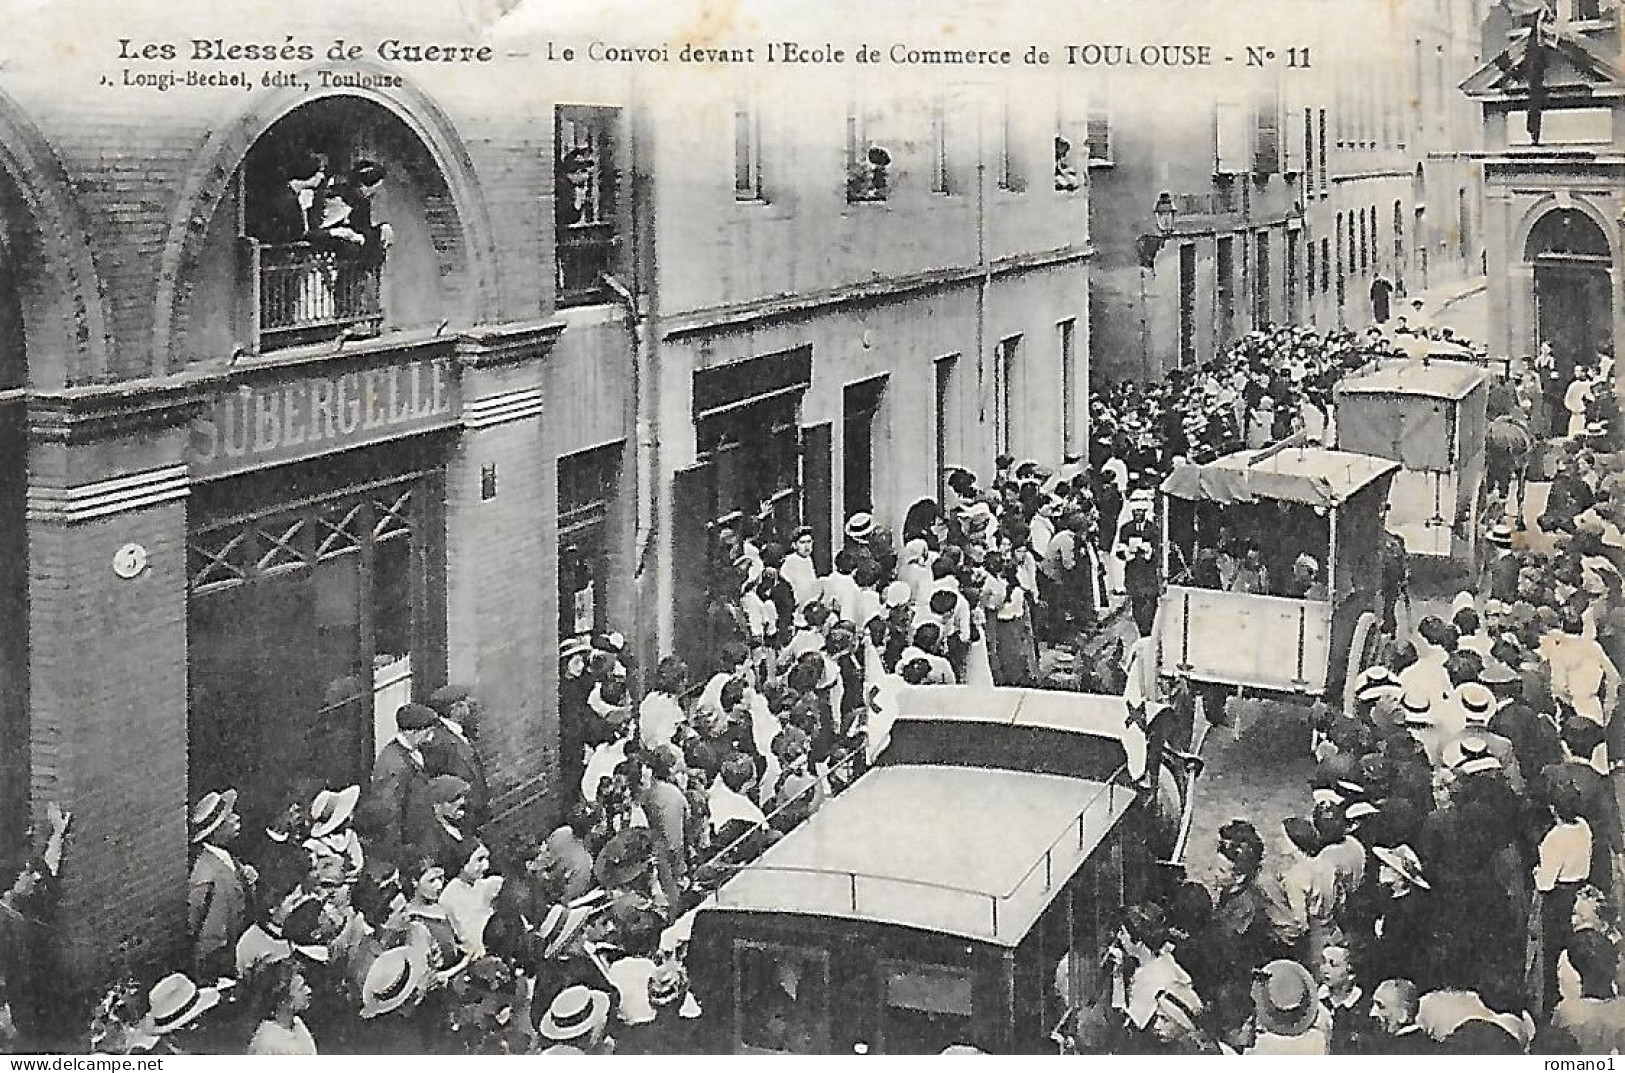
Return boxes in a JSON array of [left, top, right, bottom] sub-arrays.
[[876, 960, 974, 1054], [734, 942, 831, 1053], [556, 104, 622, 305]]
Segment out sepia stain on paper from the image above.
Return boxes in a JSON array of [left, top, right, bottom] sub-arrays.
[[683, 0, 741, 50]]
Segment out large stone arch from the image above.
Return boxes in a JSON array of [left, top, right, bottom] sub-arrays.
[[0, 91, 114, 390], [151, 61, 500, 374], [1514, 192, 1619, 266], [1514, 192, 1620, 389]]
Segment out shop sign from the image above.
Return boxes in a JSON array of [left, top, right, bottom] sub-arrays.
[[191, 356, 459, 478]]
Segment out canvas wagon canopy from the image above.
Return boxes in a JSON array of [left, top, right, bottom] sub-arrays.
[[1337, 359, 1488, 402], [1160, 448, 1400, 509], [1334, 358, 1488, 475]]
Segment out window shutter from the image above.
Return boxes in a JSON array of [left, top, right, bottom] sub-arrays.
[[1215, 102, 1249, 173], [1253, 100, 1279, 175]]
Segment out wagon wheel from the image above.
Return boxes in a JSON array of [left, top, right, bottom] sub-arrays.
[[1341, 611, 1383, 723]]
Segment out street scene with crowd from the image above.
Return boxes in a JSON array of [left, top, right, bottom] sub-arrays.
[[0, 296, 1620, 1055]]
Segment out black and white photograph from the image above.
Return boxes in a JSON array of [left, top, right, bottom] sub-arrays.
[[0, 0, 1622, 1056]]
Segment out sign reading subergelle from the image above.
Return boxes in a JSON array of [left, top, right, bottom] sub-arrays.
[[190, 356, 459, 478]]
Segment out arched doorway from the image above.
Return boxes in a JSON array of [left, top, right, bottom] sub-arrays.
[[1526, 207, 1614, 436]]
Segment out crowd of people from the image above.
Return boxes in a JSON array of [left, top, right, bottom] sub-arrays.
[[1091, 372, 1625, 1053], [3, 315, 1623, 1054]]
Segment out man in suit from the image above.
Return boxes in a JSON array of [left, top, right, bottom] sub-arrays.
[[361, 703, 439, 869], [188, 789, 256, 979], [1117, 493, 1161, 637], [423, 685, 491, 829], [412, 775, 471, 875]]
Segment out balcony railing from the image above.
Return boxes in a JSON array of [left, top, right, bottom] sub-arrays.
[[557, 221, 618, 306], [250, 241, 383, 352], [1171, 187, 1242, 218]]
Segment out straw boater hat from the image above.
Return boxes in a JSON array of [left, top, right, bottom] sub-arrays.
[[535, 903, 595, 960], [1454, 681, 1502, 725], [190, 789, 237, 845], [1371, 843, 1431, 890], [309, 786, 361, 839], [844, 513, 876, 541], [360, 944, 430, 1019], [539, 985, 611, 1043], [1251, 960, 1318, 1037], [1398, 689, 1432, 726], [1346, 800, 1380, 823], [1451, 736, 1504, 776], [1486, 523, 1514, 548], [141, 974, 220, 1036]]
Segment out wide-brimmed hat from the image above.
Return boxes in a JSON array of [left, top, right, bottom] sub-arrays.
[[1371, 843, 1431, 890], [190, 789, 238, 845], [142, 974, 220, 1035], [1355, 680, 1403, 705], [1251, 959, 1318, 1037], [309, 785, 360, 838], [844, 513, 876, 540], [560, 636, 593, 664], [539, 985, 611, 1042], [882, 580, 913, 609], [359, 944, 429, 1019], [535, 903, 594, 960], [594, 828, 655, 890]]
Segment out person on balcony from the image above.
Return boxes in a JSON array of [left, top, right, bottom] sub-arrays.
[[248, 151, 328, 246], [321, 161, 394, 268], [558, 147, 599, 228]]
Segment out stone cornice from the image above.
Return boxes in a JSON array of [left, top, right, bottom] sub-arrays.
[[27, 377, 208, 444], [659, 246, 1094, 340], [455, 319, 570, 369]]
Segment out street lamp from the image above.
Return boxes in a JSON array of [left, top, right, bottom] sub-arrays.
[[1136, 191, 1179, 378], [1136, 191, 1179, 270]]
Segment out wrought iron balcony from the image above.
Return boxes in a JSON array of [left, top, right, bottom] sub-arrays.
[[249, 240, 383, 352]]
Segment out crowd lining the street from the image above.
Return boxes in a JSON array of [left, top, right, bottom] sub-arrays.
[[0, 321, 1622, 1054]]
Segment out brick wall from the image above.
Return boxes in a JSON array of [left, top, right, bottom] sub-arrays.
[[444, 383, 554, 847], [28, 497, 190, 984]]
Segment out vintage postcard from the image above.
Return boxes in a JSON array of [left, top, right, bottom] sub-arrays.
[[0, 0, 1619, 1057]]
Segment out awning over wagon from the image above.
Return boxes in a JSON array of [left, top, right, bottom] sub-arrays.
[[1160, 448, 1400, 509], [1336, 359, 1488, 401], [1335, 359, 1488, 475]]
